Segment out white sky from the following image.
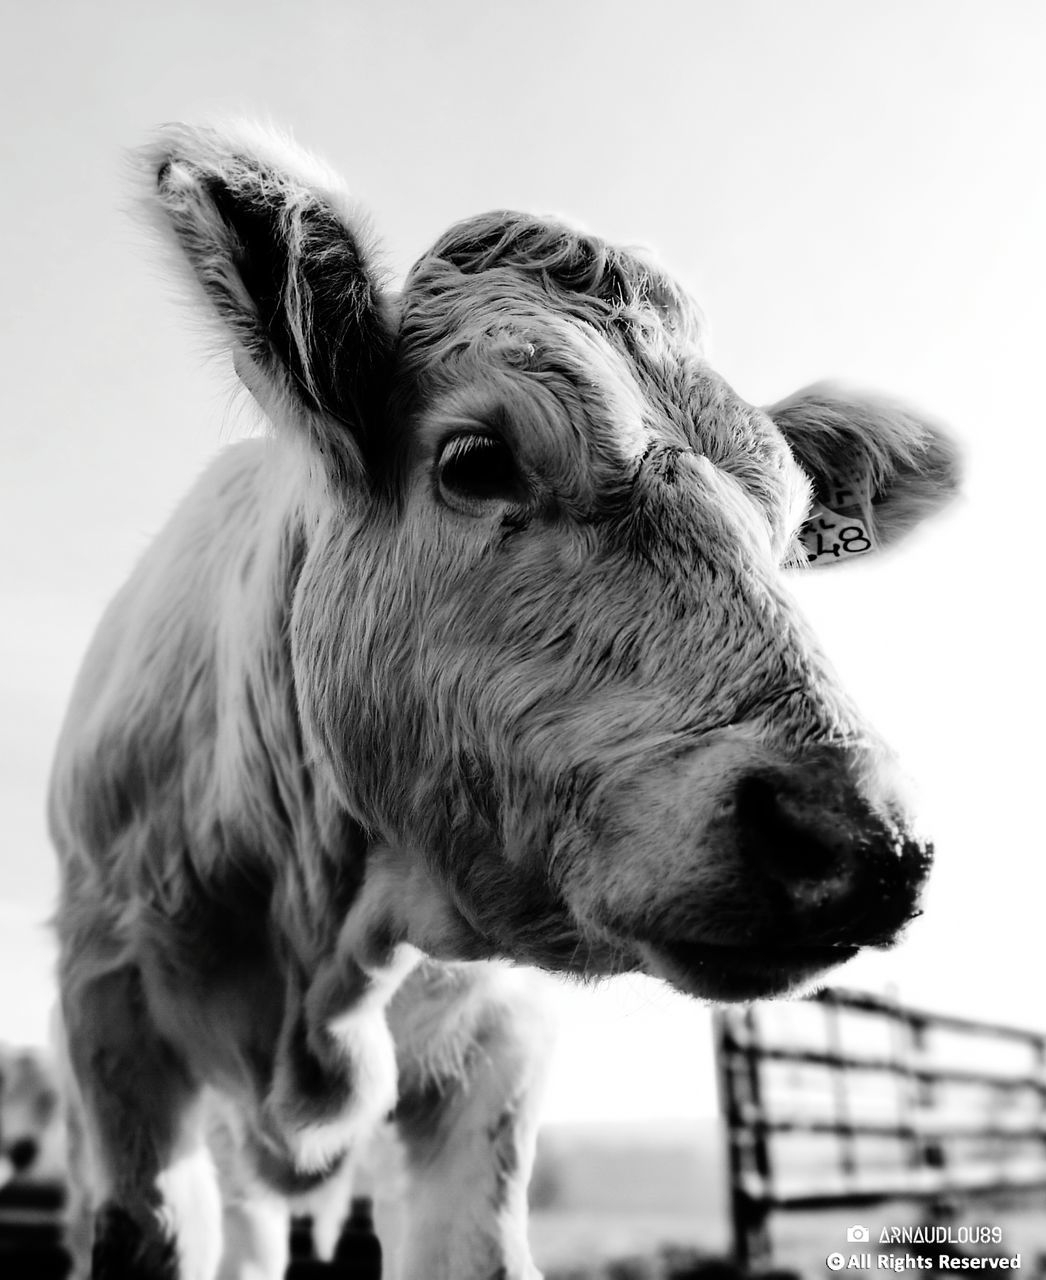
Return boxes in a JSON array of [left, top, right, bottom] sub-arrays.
[[2, 0, 1044, 1123]]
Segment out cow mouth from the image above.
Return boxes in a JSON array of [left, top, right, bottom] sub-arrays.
[[640, 937, 862, 1002]]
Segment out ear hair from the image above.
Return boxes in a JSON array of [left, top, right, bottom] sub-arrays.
[[139, 120, 396, 482], [769, 381, 962, 551]]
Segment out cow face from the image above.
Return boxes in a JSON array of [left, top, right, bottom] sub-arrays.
[[148, 123, 960, 1001]]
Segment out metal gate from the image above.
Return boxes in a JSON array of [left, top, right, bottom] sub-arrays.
[[715, 988, 1046, 1269]]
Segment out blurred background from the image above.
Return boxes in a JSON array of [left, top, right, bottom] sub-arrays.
[[2, 1, 1044, 1275]]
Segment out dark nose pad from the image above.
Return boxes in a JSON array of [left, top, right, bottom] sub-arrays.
[[734, 766, 932, 943], [736, 772, 844, 887], [5, 1136, 38, 1173]]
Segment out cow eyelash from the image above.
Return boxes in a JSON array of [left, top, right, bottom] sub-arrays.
[[436, 431, 526, 514]]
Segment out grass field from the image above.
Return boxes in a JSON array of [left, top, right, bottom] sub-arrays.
[[525, 1121, 1046, 1279]]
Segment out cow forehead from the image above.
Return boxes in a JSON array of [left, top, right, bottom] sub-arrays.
[[403, 295, 651, 471], [397, 271, 809, 539]]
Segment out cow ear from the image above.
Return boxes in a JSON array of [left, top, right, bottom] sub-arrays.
[[767, 382, 962, 568], [142, 122, 396, 482]]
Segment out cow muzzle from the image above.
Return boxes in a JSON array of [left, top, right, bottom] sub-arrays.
[[594, 742, 932, 1001]]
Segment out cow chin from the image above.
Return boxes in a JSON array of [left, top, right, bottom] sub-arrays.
[[636, 937, 861, 1003]]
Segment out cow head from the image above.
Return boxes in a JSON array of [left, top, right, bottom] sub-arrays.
[[147, 123, 960, 1001]]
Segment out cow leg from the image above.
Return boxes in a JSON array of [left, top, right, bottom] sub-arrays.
[[60, 964, 222, 1280], [214, 1192, 288, 1280], [55, 1006, 98, 1280], [388, 962, 555, 1280], [207, 1103, 289, 1280]]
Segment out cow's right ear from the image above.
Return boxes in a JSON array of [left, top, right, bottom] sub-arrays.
[[767, 382, 962, 567], [142, 122, 396, 482]]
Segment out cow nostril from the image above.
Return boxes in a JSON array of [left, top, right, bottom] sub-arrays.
[[735, 771, 844, 884], [6, 1137, 38, 1172]]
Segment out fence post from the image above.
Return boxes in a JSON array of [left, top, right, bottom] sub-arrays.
[[1034, 1033, 1046, 1223], [885, 993, 922, 1185], [824, 991, 857, 1187], [714, 1009, 773, 1272]]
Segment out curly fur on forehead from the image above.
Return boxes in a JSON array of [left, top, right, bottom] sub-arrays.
[[405, 209, 706, 351]]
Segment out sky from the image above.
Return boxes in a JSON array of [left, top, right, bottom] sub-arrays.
[[2, 0, 1044, 1124]]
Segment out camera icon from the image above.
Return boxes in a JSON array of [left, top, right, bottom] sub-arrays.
[[847, 1225, 870, 1243]]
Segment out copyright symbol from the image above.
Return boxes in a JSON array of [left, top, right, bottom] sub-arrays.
[[827, 1254, 846, 1271]]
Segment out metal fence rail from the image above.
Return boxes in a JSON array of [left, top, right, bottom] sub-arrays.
[[714, 987, 1046, 1269]]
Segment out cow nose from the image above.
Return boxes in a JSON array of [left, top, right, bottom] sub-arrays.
[[734, 763, 932, 943]]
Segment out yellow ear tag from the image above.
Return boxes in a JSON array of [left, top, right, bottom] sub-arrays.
[[800, 479, 877, 566]]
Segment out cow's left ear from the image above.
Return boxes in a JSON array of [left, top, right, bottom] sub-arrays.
[[767, 382, 962, 567]]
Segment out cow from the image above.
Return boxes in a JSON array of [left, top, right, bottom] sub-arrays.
[[47, 121, 960, 1280], [0, 1046, 62, 1190]]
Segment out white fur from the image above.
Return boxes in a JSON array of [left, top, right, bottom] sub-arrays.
[[155, 1149, 224, 1280]]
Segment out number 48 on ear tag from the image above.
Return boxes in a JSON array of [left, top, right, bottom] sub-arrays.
[[800, 480, 877, 567]]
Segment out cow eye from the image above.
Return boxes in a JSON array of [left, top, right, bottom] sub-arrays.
[[436, 432, 524, 513]]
